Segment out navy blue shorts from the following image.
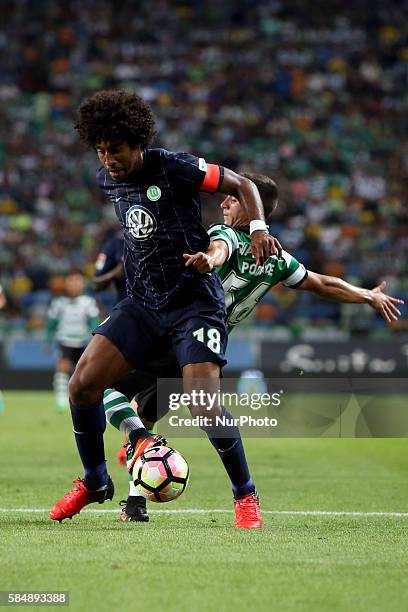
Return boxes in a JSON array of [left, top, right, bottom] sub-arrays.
[[94, 283, 227, 371]]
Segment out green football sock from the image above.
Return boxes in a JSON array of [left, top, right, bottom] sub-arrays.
[[103, 389, 145, 436], [104, 389, 157, 500]]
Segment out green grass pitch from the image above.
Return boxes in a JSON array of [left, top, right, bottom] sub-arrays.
[[1, 391, 408, 611]]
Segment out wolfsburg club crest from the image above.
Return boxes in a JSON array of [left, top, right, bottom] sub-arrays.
[[126, 205, 157, 240], [147, 185, 161, 201]]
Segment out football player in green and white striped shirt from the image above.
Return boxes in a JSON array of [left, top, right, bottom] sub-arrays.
[[206, 223, 306, 332], [46, 270, 100, 412]]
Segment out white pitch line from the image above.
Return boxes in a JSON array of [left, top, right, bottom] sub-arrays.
[[1, 508, 408, 518]]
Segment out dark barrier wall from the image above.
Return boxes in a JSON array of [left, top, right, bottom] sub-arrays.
[[0, 369, 53, 390], [1, 340, 407, 388], [261, 341, 408, 376]]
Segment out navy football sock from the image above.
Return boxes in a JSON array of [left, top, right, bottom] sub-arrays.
[[84, 462, 109, 490], [70, 400, 109, 490], [204, 407, 256, 500]]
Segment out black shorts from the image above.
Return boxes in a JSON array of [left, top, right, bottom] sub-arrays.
[[94, 294, 228, 371], [57, 344, 86, 365]]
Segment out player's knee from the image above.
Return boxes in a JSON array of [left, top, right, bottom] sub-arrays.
[[68, 369, 102, 407]]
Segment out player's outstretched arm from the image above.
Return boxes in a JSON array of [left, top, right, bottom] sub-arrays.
[[220, 168, 282, 264], [297, 272, 404, 324], [183, 240, 229, 273]]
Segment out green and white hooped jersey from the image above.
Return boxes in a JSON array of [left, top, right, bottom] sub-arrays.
[[47, 295, 99, 348], [208, 224, 307, 331]]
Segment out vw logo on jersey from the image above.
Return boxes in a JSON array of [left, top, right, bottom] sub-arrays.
[[126, 205, 157, 240]]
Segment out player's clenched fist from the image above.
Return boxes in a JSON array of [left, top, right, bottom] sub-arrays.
[[251, 231, 282, 266]]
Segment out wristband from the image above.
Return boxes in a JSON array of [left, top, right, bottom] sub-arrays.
[[250, 220, 268, 234]]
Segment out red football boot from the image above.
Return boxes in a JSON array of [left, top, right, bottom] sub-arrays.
[[127, 434, 167, 475], [233, 492, 262, 528], [116, 440, 128, 467], [49, 477, 114, 522]]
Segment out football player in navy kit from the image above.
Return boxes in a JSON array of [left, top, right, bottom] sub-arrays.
[[50, 90, 281, 528]]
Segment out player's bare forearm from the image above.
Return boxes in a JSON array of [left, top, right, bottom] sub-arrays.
[[206, 241, 229, 267], [183, 241, 228, 273], [221, 169, 265, 222], [220, 168, 282, 264], [299, 272, 404, 324], [91, 262, 124, 291], [301, 273, 368, 303]]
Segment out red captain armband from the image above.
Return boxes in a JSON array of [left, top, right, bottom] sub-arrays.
[[200, 163, 222, 193]]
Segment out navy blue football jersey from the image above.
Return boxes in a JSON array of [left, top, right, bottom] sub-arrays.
[[94, 235, 127, 302], [96, 148, 224, 309]]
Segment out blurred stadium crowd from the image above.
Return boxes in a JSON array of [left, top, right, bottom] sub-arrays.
[[0, 0, 407, 338]]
